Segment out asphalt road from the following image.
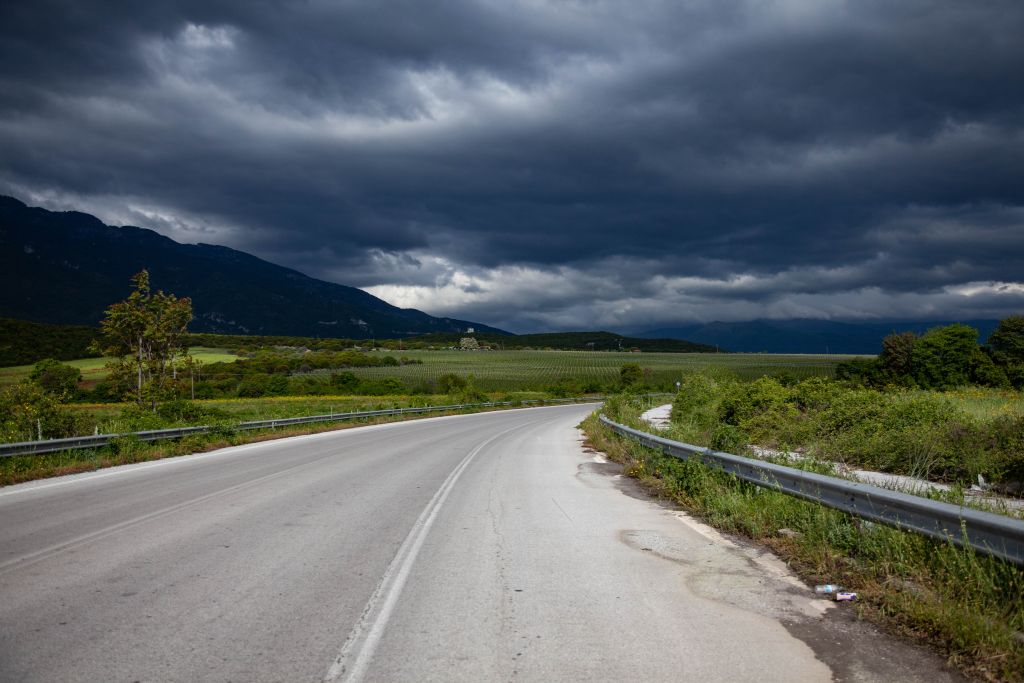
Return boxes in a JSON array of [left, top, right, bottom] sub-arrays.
[[0, 405, 962, 682]]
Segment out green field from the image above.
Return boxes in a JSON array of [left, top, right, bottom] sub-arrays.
[[317, 350, 856, 391], [0, 347, 239, 387], [0, 347, 854, 395]]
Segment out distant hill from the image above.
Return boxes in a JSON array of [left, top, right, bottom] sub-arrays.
[[410, 331, 717, 353], [633, 319, 1002, 354], [0, 196, 505, 338]]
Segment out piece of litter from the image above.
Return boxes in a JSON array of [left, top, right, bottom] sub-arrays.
[[835, 592, 857, 602]]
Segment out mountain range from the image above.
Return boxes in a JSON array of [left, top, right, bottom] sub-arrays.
[[3, 195, 1006, 354], [0, 196, 505, 338], [632, 319, 1002, 355]]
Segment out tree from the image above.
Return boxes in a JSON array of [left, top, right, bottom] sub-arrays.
[[911, 324, 977, 390], [969, 349, 1010, 388], [95, 270, 193, 408], [29, 359, 82, 400], [988, 315, 1024, 366], [879, 331, 916, 377], [620, 363, 643, 387], [988, 315, 1024, 389]]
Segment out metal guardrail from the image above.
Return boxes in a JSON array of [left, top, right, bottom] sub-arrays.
[[600, 415, 1024, 566], [0, 397, 600, 458]]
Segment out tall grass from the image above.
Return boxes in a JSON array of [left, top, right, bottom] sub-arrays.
[[665, 374, 1024, 488]]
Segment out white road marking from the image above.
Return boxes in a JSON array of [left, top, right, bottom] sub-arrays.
[[0, 436, 297, 498], [0, 405, 587, 499], [323, 423, 524, 683]]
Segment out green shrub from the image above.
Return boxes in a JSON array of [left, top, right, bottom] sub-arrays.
[[0, 382, 84, 441], [663, 372, 1023, 486], [710, 423, 747, 453], [156, 400, 228, 424], [671, 373, 724, 429], [619, 363, 643, 387], [29, 358, 82, 400], [237, 374, 270, 397], [717, 376, 800, 445], [437, 373, 468, 394]]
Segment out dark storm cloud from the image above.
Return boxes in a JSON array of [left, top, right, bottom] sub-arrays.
[[1, 0, 1023, 330]]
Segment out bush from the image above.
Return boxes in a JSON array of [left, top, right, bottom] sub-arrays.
[[330, 372, 360, 393], [620, 363, 643, 388], [156, 400, 227, 424], [718, 376, 799, 444], [671, 372, 730, 437], [237, 374, 270, 397], [0, 383, 84, 441], [265, 375, 289, 396], [29, 359, 82, 400], [117, 404, 170, 431], [665, 372, 1023, 486], [360, 377, 407, 395], [437, 373, 468, 394], [545, 377, 583, 397]]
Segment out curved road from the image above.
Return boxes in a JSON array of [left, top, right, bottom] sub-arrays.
[[0, 405, 960, 682]]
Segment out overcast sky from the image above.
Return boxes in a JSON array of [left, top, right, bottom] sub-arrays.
[[2, 0, 1023, 332]]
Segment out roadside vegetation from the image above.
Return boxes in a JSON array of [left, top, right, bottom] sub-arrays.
[[580, 318, 1024, 680], [666, 372, 1024, 491], [584, 394, 1024, 681]]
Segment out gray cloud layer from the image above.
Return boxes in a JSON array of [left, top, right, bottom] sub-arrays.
[[2, 0, 1023, 331]]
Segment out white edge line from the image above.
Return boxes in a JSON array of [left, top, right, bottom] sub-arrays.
[[0, 404, 595, 500], [323, 423, 524, 683]]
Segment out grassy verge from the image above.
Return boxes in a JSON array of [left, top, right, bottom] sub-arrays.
[[583, 395, 1024, 682], [0, 396, 575, 487], [42, 391, 550, 435]]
